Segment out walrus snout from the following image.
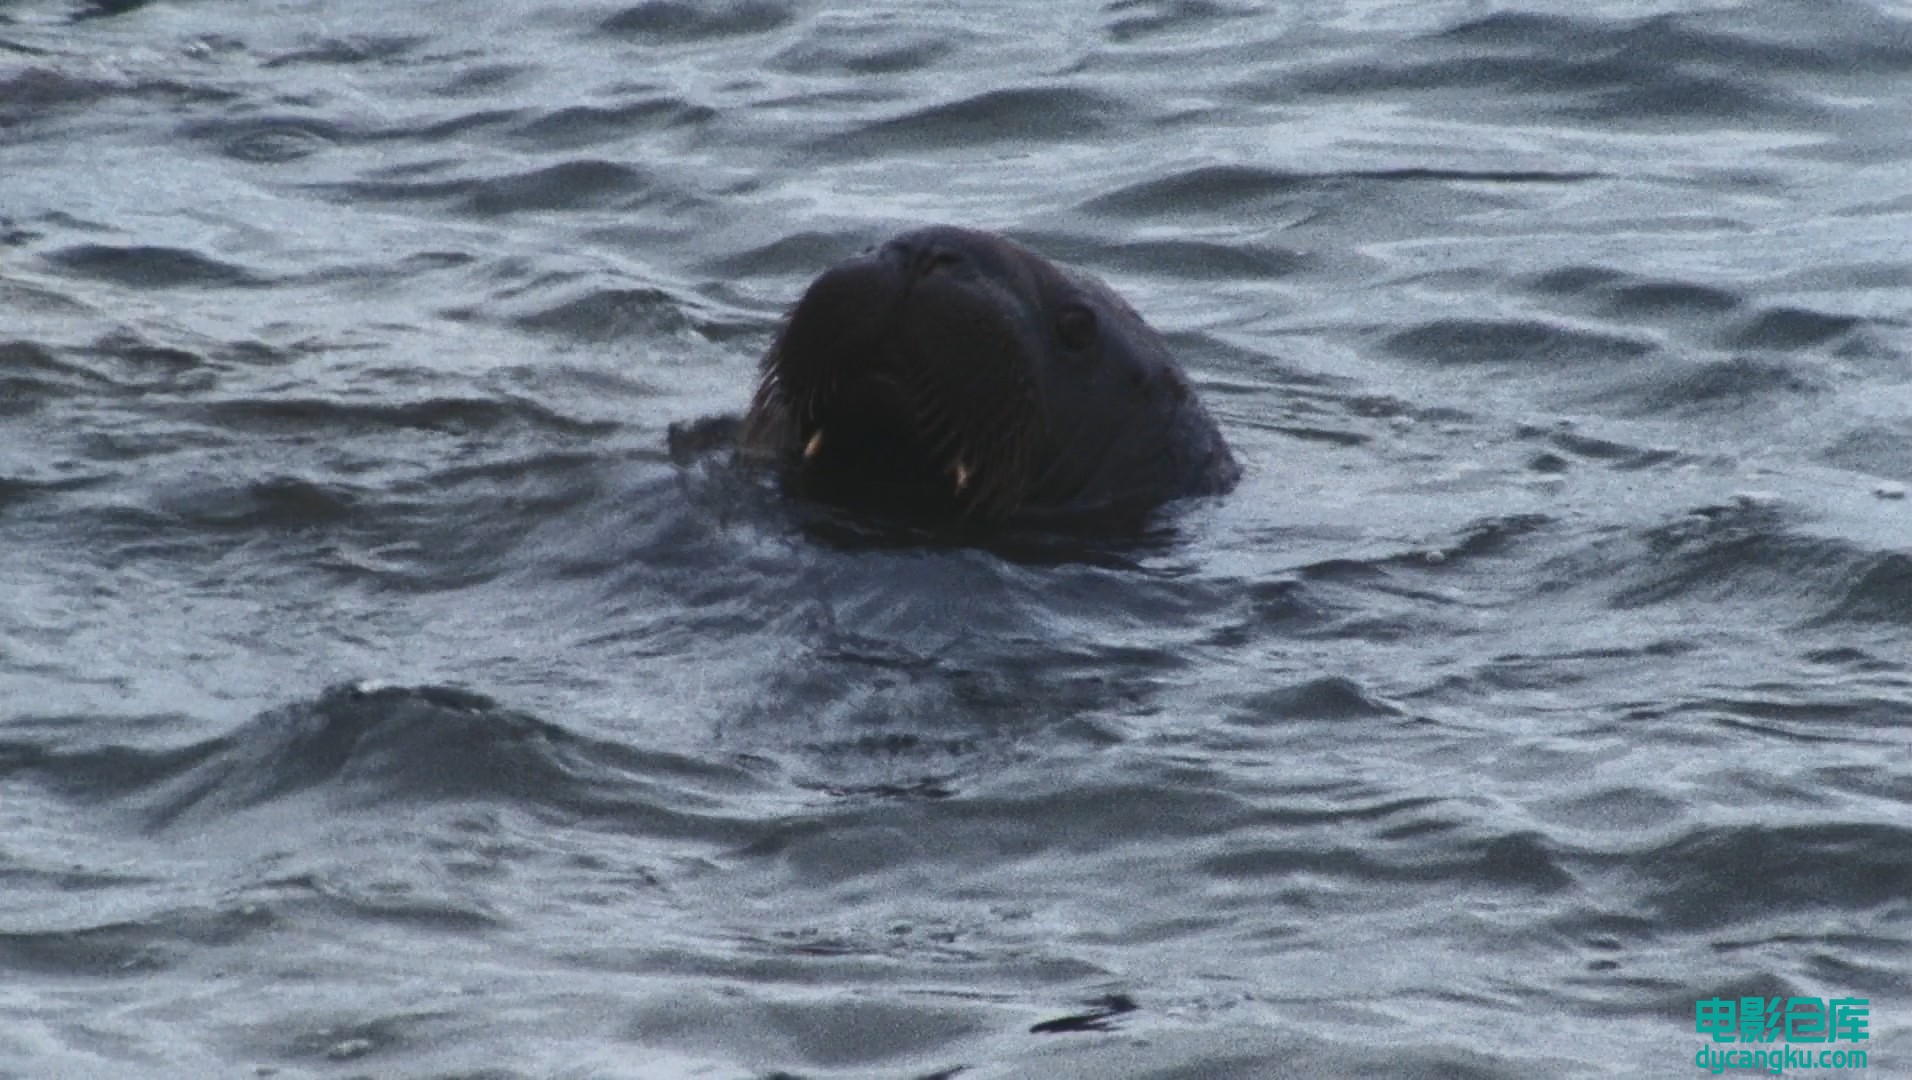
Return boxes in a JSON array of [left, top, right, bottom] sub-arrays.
[[742, 229, 1045, 517]]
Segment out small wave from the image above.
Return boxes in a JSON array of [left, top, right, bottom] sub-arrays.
[[1527, 265, 1744, 321], [0, 332, 211, 416], [7, 684, 770, 839], [1441, 6, 1912, 78], [185, 115, 343, 164], [1604, 282, 1743, 319], [1106, 0, 1257, 45], [189, 394, 616, 438], [1086, 164, 1590, 226], [599, 0, 793, 42], [1019, 232, 1309, 281], [1817, 553, 1912, 627], [818, 87, 1122, 156], [1300, 514, 1557, 581], [1599, 355, 1827, 418], [1575, 498, 1912, 628], [1723, 306, 1867, 352], [741, 778, 1252, 887], [1430, 513, 1557, 563], [504, 99, 714, 151], [0, 906, 266, 977], [509, 285, 699, 342], [1562, 71, 1814, 125], [695, 228, 869, 278], [260, 35, 427, 69], [1264, 7, 1903, 127], [83, 331, 207, 378], [1538, 428, 1682, 470], [1198, 805, 1573, 891], [1383, 318, 1654, 366], [0, 340, 110, 412], [0, 472, 102, 512], [0, 63, 123, 115], [770, 18, 962, 76], [69, 0, 164, 20], [0, 59, 234, 127], [309, 160, 662, 217], [1820, 424, 1912, 481], [1640, 822, 1912, 930], [1227, 675, 1404, 723], [1083, 164, 1312, 217], [464, 160, 655, 215], [148, 474, 363, 531], [43, 244, 263, 289], [1609, 501, 1838, 612]]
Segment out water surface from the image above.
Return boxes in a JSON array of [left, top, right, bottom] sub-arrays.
[[2, 0, 1909, 1076]]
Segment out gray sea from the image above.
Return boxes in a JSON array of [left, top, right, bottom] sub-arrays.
[[3, 1, 1909, 1076]]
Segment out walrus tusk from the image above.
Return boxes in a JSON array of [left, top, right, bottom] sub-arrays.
[[804, 430, 825, 460], [952, 460, 972, 492]]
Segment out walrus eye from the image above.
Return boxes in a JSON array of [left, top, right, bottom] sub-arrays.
[[1056, 303, 1097, 352]]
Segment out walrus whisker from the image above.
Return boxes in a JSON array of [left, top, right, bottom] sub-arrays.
[[921, 417, 963, 458], [912, 398, 968, 459]]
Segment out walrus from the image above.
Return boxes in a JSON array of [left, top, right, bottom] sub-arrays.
[[740, 226, 1240, 528]]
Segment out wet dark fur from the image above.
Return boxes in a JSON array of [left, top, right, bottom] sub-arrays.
[[742, 226, 1239, 527]]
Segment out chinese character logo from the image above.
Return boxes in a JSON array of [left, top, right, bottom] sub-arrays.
[[1695, 997, 1869, 1044]]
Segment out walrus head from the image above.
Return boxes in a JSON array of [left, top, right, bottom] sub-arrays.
[[741, 226, 1239, 526]]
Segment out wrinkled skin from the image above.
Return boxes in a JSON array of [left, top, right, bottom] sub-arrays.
[[741, 226, 1240, 528]]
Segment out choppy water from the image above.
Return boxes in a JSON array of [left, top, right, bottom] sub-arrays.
[[3, 1, 1910, 1076]]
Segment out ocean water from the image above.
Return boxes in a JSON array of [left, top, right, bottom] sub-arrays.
[[2, 0, 1909, 1076]]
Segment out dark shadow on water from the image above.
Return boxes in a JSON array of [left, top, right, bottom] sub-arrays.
[[1030, 993, 1140, 1034]]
